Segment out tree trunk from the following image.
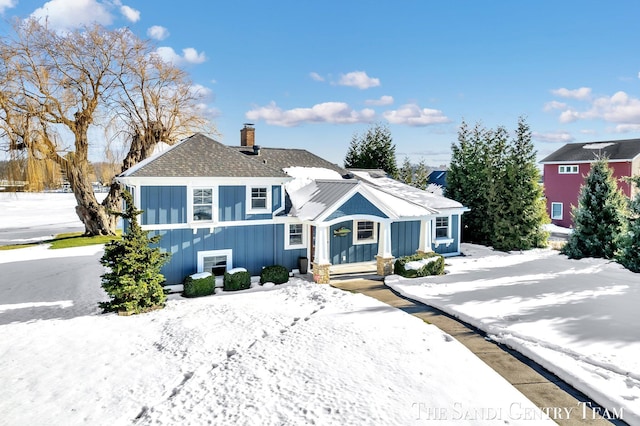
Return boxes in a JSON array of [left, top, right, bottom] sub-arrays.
[[67, 158, 116, 236]]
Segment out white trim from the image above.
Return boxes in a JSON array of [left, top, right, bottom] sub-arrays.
[[197, 249, 233, 274], [432, 215, 453, 247], [353, 220, 378, 245], [541, 159, 635, 165], [285, 223, 307, 250], [117, 176, 290, 187], [558, 165, 579, 174], [551, 202, 563, 220], [246, 185, 272, 214]]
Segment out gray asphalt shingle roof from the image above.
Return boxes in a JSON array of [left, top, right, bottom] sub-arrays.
[[540, 139, 640, 163], [122, 133, 288, 178], [233, 146, 349, 176]]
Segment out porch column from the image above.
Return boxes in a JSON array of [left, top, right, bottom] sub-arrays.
[[417, 218, 434, 254], [312, 225, 331, 284], [376, 220, 394, 276]]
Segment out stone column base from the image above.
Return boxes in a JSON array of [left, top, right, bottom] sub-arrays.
[[416, 249, 434, 255], [376, 255, 395, 276], [312, 262, 331, 284]]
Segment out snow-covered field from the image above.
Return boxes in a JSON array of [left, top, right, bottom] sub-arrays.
[[387, 244, 639, 425], [0, 194, 554, 425]]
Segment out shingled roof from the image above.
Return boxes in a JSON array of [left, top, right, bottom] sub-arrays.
[[233, 146, 349, 176], [121, 133, 288, 178], [540, 138, 640, 163]]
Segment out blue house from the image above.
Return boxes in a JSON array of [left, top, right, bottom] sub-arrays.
[[116, 126, 467, 284], [427, 170, 448, 188]]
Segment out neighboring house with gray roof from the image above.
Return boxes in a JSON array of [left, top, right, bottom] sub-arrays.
[[117, 125, 468, 284], [540, 138, 640, 228]]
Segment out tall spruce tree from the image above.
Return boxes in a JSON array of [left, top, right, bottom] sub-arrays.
[[413, 160, 430, 190], [617, 177, 640, 272], [399, 157, 414, 185], [100, 190, 170, 314], [491, 118, 549, 250], [447, 118, 548, 249], [344, 123, 398, 178], [562, 158, 627, 259]]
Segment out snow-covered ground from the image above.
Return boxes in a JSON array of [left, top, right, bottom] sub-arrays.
[[387, 244, 639, 425], [0, 196, 554, 425]]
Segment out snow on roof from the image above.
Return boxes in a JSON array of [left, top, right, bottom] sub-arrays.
[[351, 170, 463, 210], [583, 142, 616, 150]]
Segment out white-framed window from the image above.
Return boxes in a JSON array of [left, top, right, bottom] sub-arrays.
[[285, 223, 306, 249], [197, 249, 233, 276], [193, 188, 213, 221], [353, 220, 377, 245], [247, 186, 271, 213], [551, 202, 563, 220], [435, 216, 450, 239], [558, 165, 579, 174]]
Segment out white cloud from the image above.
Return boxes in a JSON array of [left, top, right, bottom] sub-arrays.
[[337, 71, 380, 89], [557, 91, 640, 127], [155, 46, 206, 65], [382, 103, 449, 126], [543, 100, 567, 112], [0, 0, 17, 14], [120, 5, 140, 23], [309, 72, 325, 82], [31, 0, 112, 30], [245, 101, 376, 127], [147, 25, 169, 40], [532, 131, 575, 143], [616, 124, 640, 133], [365, 95, 394, 106], [551, 87, 592, 101]]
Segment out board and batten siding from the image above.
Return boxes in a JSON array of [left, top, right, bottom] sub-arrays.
[[140, 186, 186, 225], [150, 223, 305, 284], [324, 192, 388, 222], [218, 185, 282, 221], [391, 220, 421, 258], [329, 221, 378, 265]]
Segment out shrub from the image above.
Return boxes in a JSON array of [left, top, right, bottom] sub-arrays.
[[223, 269, 251, 291], [100, 190, 170, 315], [260, 265, 289, 284], [394, 252, 445, 278], [183, 272, 215, 298]]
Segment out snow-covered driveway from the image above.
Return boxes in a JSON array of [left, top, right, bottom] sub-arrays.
[[387, 244, 640, 424]]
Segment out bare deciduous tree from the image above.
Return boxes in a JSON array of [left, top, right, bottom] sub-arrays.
[[0, 19, 214, 235]]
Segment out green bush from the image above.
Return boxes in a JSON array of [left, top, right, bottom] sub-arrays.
[[260, 265, 289, 284], [223, 269, 251, 291], [183, 273, 215, 298], [394, 252, 445, 278]]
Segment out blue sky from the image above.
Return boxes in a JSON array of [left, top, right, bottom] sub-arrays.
[[2, 0, 640, 167]]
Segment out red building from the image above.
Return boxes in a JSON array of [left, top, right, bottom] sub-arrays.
[[540, 139, 640, 228]]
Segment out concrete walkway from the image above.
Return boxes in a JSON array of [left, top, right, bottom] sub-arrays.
[[330, 278, 624, 426]]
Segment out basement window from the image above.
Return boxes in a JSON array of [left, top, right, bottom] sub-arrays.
[[551, 202, 563, 220]]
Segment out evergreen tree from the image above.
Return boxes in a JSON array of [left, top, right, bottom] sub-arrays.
[[491, 118, 549, 250], [562, 158, 627, 259], [448, 118, 549, 250], [413, 160, 430, 190], [344, 123, 398, 178], [617, 177, 640, 272], [399, 157, 414, 185], [99, 190, 170, 314]]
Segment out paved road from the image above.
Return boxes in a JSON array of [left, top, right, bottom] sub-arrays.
[[0, 250, 106, 325], [0, 223, 85, 246]]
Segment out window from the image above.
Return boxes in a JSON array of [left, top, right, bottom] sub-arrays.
[[354, 220, 377, 244], [558, 165, 579, 174], [285, 223, 305, 249], [247, 186, 270, 213], [435, 217, 449, 238], [198, 249, 233, 276], [193, 188, 213, 221], [551, 202, 563, 220]]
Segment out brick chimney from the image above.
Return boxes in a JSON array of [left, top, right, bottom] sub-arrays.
[[240, 123, 255, 147]]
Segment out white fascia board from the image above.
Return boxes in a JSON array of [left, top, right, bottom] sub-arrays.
[[540, 159, 632, 165], [117, 176, 290, 187]]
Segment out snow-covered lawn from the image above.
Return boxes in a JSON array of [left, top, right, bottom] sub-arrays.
[[0, 192, 552, 426], [387, 244, 639, 424]]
